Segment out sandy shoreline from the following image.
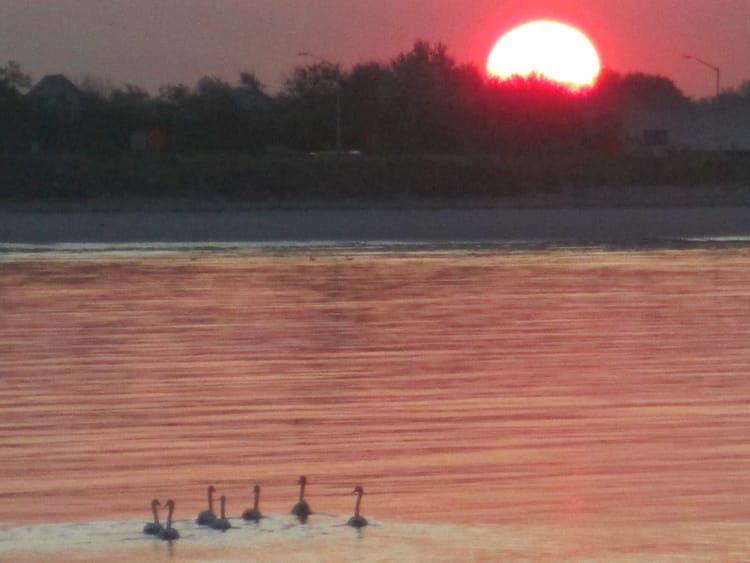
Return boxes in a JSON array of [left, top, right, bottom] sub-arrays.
[[2, 206, 750, 245]]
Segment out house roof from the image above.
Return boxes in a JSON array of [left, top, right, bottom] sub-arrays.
[[25, 74, 82, 100]]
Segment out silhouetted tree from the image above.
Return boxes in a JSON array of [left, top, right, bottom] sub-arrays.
[[738, 80, 750, 100], [99, 84, 153, 149], [234, 72, 274, 151], [151, 75, 274, 152], [239, 72, 265, 95], [0, 61, 32, 151], [386, 40, 469, 151], [590, 70, 689, 113], [0, 60, 31, 96], [343, 62, 392, 152], [158, 83, 190, 104], [77, 74, 117, 99], [281, 62, 344, 150], [0, 42, 716, 159], [712, 80, 750, 109]]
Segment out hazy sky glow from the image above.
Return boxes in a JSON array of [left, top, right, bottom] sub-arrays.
[[1, 0, 748, 99]]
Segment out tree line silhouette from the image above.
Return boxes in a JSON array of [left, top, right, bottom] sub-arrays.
[[5, 40, 746, 157]]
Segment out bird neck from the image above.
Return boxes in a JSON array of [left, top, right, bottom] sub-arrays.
[[152, 502, 160, 525], [166, 503, 174, 528], [354, 491, 363, 516], [208, 489, 215, 513], [253, 490, 260, 510], [299, 482, 306, 502]]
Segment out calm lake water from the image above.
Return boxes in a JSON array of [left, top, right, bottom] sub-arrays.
[[1, 244, 750, 561]]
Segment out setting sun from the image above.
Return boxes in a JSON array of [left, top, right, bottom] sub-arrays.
[[487, 20, 601, 90]]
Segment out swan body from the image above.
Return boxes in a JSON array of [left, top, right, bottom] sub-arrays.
[[211, 495, 231, 530], [241, 484, 263, 522], [347, 486, 368, 528], [291, 500, 311, 520], [159, 500, 180, 541], [196, 485, 216, 525], [347, 514, 368, 528], [291, 476, 311, 522], [143, 499, 163, 535]]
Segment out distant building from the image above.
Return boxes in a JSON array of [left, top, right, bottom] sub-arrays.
[[25, 74, 83, 122], [624, 103, 750, 153]]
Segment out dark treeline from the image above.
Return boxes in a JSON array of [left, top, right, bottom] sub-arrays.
[[4, 40, 748, 156], [3, 42, 750, 205]]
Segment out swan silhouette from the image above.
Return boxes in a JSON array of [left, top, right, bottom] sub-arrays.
[[242, 484, 263, 522], [347, 486, 368, 528], [143, 499, 163, 535], [211, 495, 232, 530], [158, 500, 180, 541], [196, 485, 216, 525], [291, 475, 311, 522]]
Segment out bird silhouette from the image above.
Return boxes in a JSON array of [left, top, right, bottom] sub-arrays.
[[196, 485, 216, 525], [242, 484, 263, 522], [211, 495, 231, 530], [158, 500, 180, 541], [142, 499, 163, 535], [347, 486, 368, 528], [291, 475, 311, 522]]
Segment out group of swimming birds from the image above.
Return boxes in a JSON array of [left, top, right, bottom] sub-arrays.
[[143, 476, 368, 541]]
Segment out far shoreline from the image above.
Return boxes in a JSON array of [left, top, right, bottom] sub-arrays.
[[3, 195, 750, 246]]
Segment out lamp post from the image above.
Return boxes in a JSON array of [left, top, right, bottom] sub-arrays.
[[298, 51, 342, 154], [682, 54, 720, 98], [683, 54, 723, 150]]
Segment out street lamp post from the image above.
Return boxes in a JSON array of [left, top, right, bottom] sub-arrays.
[[683, 54, 720, 98], [683, 54, 722, 150], [298, 51, 342, 154]]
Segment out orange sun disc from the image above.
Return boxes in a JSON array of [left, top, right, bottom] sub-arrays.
[[487, 20, 601, 90]]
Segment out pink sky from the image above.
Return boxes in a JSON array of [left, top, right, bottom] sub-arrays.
[[1, 0, 748, 99]]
